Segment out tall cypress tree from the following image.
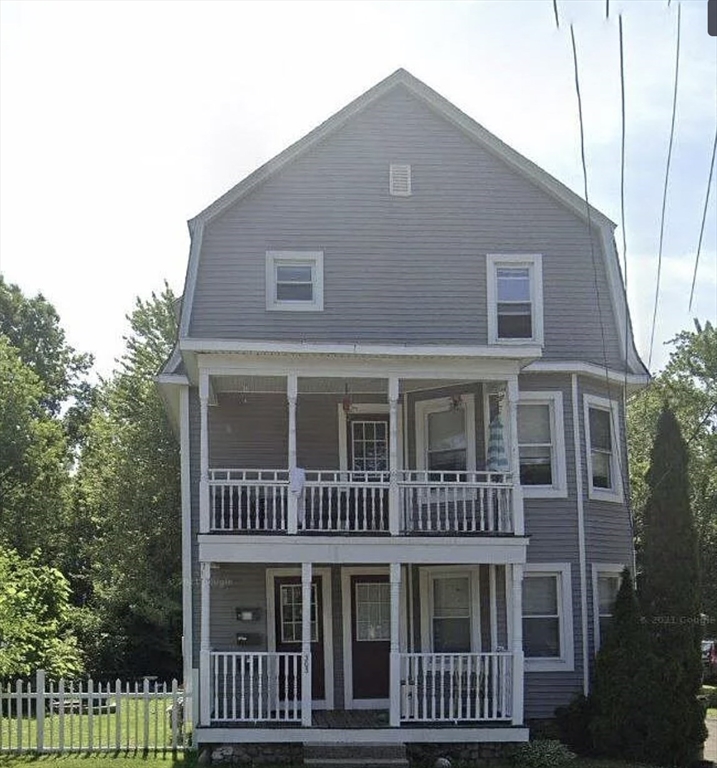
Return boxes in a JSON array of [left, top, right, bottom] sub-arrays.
[[639, 406, 706, 765]]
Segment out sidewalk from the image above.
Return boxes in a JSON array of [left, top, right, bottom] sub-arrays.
[[706, 716, 717, 762]]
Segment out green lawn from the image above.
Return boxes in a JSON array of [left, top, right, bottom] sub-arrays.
[[0, 757, 194, 768]]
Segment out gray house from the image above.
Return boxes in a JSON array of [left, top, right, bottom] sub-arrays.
[[158, 69, 649, 755]]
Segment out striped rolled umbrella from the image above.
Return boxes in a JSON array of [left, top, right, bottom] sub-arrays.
[[487, 414, 510, 474]]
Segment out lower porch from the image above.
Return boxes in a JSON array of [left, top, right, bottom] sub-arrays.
[[198, 561, 526, 739]]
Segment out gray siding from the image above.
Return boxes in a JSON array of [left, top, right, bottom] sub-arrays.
[[189, 86, 624, 369]]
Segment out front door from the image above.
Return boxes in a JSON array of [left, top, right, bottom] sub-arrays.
[[274, 576, 325, 700], [347, 415, 390, 531], [351, 575, 390, 700]]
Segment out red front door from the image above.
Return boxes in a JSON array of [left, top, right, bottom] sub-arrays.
[[274, 576, 325, 700], [351, 575, 390, 700]]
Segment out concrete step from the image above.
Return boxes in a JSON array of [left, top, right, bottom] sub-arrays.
[[303, 742, 408, 768]]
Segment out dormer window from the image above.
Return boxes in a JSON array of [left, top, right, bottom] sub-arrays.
[[266, 251, 324, 311], [486, 254, 544, 345]]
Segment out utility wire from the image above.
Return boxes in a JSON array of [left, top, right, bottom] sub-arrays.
[[648, 2, 681, 370], [553, 0, 560, 30], [688, 126, 717, 312], [619, 14, 629, 388], [606, 0, 610, 20]]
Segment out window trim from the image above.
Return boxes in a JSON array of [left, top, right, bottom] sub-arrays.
[[265, 251, 324, 312], [419, 566, 482, 653], [518, 391, 567, 499], [523, 563, 574, 672], [583, 394, 623, 502], [486, 253, 544, 345], [591, 563, 625, 653], [414, 394, 476, 473]]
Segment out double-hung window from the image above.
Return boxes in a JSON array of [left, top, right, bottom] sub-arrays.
[[517, 392, 567, 497], [266, 251, 324, 311], [583, 395, 623, 501], [522, 564, 574, 671], [591, 565, 623, 650], [486, 254, 543, 345]]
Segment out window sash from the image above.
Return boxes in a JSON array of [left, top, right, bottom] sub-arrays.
[[432, 575, 471, 653], [496, 267, 533, 339], [523, 574, 561, 659], [275, 262, 315, 303], [518, 403, 554, 486]]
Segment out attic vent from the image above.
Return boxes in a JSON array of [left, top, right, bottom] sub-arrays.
[[389, 164, 411, 196]]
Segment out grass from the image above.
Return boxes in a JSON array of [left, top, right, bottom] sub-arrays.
[[0, 757, 195, 768]]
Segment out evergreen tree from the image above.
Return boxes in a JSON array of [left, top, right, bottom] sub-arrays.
[[639, 406, 706, 765], [590, 568, 660, 760]]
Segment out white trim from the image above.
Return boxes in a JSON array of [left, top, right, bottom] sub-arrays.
[[200, 535, 529, 565], [341, 566, 407, 710], [486, 254, 544, 346], [418, 566, 482, 653], [524, 360, 649, 388], [265, 567, 334, 710], [265, 251, 324, 312], [182, 338, 542, 360], [517, 391, 567, 499], [196, 725, 529, 744], [591, 563, 625, 653], [337, 403, 403, 474], [414, 394, 476, 472], [178, 219, 204, 338], [179, 386, 193, 720], [571, 375, 590, 695], [522, 563, 575, 672], [583, 393, 624, 503]]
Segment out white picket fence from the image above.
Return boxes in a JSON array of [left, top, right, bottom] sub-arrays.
[[0, 670, 190, 754]]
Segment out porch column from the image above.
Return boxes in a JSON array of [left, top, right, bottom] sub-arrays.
[[388, 376, 400, 535], [199, 372, 210, 533], [287, 374, 299, 534], [511, 563, 525, 726], [301, 562, 313, 727], [199, 561, 211, 725], [389, 562, 401, 726], [506, 376, 524, 535]]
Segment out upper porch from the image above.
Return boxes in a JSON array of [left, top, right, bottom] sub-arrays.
[[192, 347, 535, 541]]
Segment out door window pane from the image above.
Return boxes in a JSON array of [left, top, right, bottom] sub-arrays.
[[355, 582, 390, 641], [427, 409, 466, 473], [351, 421, 388, 473], [280, 584, 318, 643]]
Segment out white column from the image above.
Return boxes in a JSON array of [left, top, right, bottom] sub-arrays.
[[301, 562, 312, 727], [506, 377, 524, 536], [287, 374, 299, 534], [199, 561, 212, 725], [388, 376, 400, 535], [389, 562, 401, 726], [489, 564, 498, 651], [199, 373, 210, 533], [511, 563, 524, 726]]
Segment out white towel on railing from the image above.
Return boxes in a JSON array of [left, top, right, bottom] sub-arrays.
[[289, 467, 306, 495]]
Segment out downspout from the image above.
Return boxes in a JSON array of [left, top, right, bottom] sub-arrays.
[[179, 386, 194, 718], [571, 374, 590, 695]]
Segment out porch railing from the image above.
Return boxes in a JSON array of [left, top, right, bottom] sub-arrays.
[[209, 470, 289, 532], [301, 471, 390, 533], [399, 471, 514, 534], [210, 652, 301, 723], [208, 469, 515, 535], [399, 652, 512, 722]]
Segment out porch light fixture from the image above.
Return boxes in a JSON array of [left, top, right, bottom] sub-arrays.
[[450, 395, 463, 411]]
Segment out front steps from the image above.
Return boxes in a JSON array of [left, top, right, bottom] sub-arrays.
[[303, 742, 408, 768]]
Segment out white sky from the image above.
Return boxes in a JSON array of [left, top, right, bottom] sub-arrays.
[[0, 0, 715, 378]]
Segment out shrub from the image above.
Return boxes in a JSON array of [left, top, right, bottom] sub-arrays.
[[510, 739, 576, 768], [555, 694, 594, 755]]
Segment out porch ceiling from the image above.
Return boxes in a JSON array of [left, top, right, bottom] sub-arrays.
[[210, 375, 483, 395]]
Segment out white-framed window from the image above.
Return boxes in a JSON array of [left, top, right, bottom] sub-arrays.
[[583, 394, 623, 502], [522, 563, 574, 671], [279, 583, 318, 643], [265, 251, 324, 311], [415, 395, 476, 476], [486, 254, 544, 345], [591, 564, 624, 651], [517, 392, 567, 498], [389, 164, 411, 196], [420, 568, 481, 653], [355, 582, 390, 641]]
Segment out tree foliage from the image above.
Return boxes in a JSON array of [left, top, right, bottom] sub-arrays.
[[72, 283, 182, 678], [628, 320, 717, 627], [0, 548, 83, 679]]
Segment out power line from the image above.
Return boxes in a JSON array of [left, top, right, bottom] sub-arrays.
[[619, 13, 628, 388], [648, 2, 681, 370], [553, 0, 560, 30], [688, 126, 717, 312]]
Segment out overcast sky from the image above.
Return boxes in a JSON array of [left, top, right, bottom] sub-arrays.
[[1, 0, 715, 378]]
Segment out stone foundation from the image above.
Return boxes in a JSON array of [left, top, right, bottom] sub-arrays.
[[407, 742, 518, 767], [210, 742, 303, 765]]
